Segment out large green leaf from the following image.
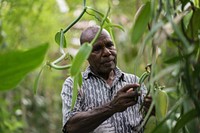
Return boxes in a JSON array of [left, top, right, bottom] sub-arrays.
[[131, 1, 151, 44], [0, 44, 48, 91], [172, 109, 199, 133], [144, 116, 156, 133], [153, 121, 170, 133], [70, 43, 92, 76], [71, 75, 78, 110], [71, 71, 83, 110], [77, 71, 82, 87]]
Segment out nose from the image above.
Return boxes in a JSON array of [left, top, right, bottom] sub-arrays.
[[102, 47, 111, 56]]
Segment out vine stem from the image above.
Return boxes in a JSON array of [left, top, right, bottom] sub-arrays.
[[49, 0, 88, 69], [63, 6, 87, 33], [137, 101, 155, 131], [50, 29, 66, 67], [86, 6, 116, 46], [90, 5, 111, 46], [52, 52, 66, 64], [83, 0, 86, 7], [63, 0, 87, 33], [86, 7, 111, 23], [59, 29, 65, 55], [48, 62, 71, 70]]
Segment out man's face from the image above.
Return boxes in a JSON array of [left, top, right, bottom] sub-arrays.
[[88, 31, 117, 75]]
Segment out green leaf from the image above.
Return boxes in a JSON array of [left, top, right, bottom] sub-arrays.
[[164, 48, 193, 64], [183, 11, 193, 29], [70, 43, 92, 76], [153, 121, 170, 133], [77, 71, 82, 87], [0, 44, 48, 91], [71, 75, 78, 110], [164, 56, 181, 64], [187, 7, 200, 40], [173, 109, 199, 133], [166, 15, 190, 48], [71, 71, 83, 110], [104, 23, 125, 32], [180, 0, 190, 9], [144, 116, 157, 133], [131, 1, 151, 44], [194, 0, 200, 8], [86, 7, 111, 23], [155, 89, 168, 122], [55, 30, 67, 48], [152, 96, 186, 133]]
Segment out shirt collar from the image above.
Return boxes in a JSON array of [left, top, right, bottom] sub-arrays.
[[82, 66, 124, 81]]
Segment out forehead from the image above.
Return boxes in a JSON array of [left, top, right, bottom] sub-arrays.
[[81, 27, 111, 42], [93, 31, 112, 45]]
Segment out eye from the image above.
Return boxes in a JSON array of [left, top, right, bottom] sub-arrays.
[[106, 42, 114, 48], [92, 45, 102, 52]]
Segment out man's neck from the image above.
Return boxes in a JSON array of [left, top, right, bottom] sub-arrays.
[[105, 70, 115, 86], [93, 69, 115, 86]]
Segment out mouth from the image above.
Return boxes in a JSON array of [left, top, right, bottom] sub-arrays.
[[103, 60, 113, 65], [101, 57, 115, 64], [101, 59, 113, 64], [101, 59, 115, 67]]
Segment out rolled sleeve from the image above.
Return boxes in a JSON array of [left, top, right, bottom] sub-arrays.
[[61, 77, 84, 126]]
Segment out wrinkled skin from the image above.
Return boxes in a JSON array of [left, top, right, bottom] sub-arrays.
[[80, 26, 117, 80]]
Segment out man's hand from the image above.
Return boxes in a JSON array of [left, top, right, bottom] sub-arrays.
[[109, 84, 140, 113], [143, 96, 155, 115]]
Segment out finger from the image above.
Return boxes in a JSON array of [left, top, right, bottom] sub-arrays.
[[123, 96, 138, 103], [144, 97, 152, 104], [145, 96, 152, 99], [120, 84, 140, 92], [124, 100, 137, 107], [126, 88, 133, 93], [144, 98, 153, 109], [123, 90, 140, 99], [144, 98, 152, 103], [127, 89, 142, 94]]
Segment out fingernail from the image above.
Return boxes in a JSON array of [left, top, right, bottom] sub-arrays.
[[127, 88, 133, 92]]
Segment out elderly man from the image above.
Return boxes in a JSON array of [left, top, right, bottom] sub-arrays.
[[61, 26, 150, 133]]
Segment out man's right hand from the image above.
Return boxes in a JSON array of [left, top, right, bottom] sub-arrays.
[[109, 84, 140, 113]]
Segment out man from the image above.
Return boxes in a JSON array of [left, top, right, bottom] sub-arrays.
[[61, 26, 151, 133]]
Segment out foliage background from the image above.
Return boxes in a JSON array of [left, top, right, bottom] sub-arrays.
[[0, 0, 199, 133], [0, 0, 143, 132]]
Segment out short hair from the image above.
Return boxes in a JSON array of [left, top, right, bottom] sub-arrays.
[[80, 25, 110, 45]]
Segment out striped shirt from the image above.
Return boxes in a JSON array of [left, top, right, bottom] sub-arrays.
[[61, 67, 147, 133]]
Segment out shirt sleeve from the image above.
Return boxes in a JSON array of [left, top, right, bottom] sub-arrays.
[[61, 77, 84, 127]]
